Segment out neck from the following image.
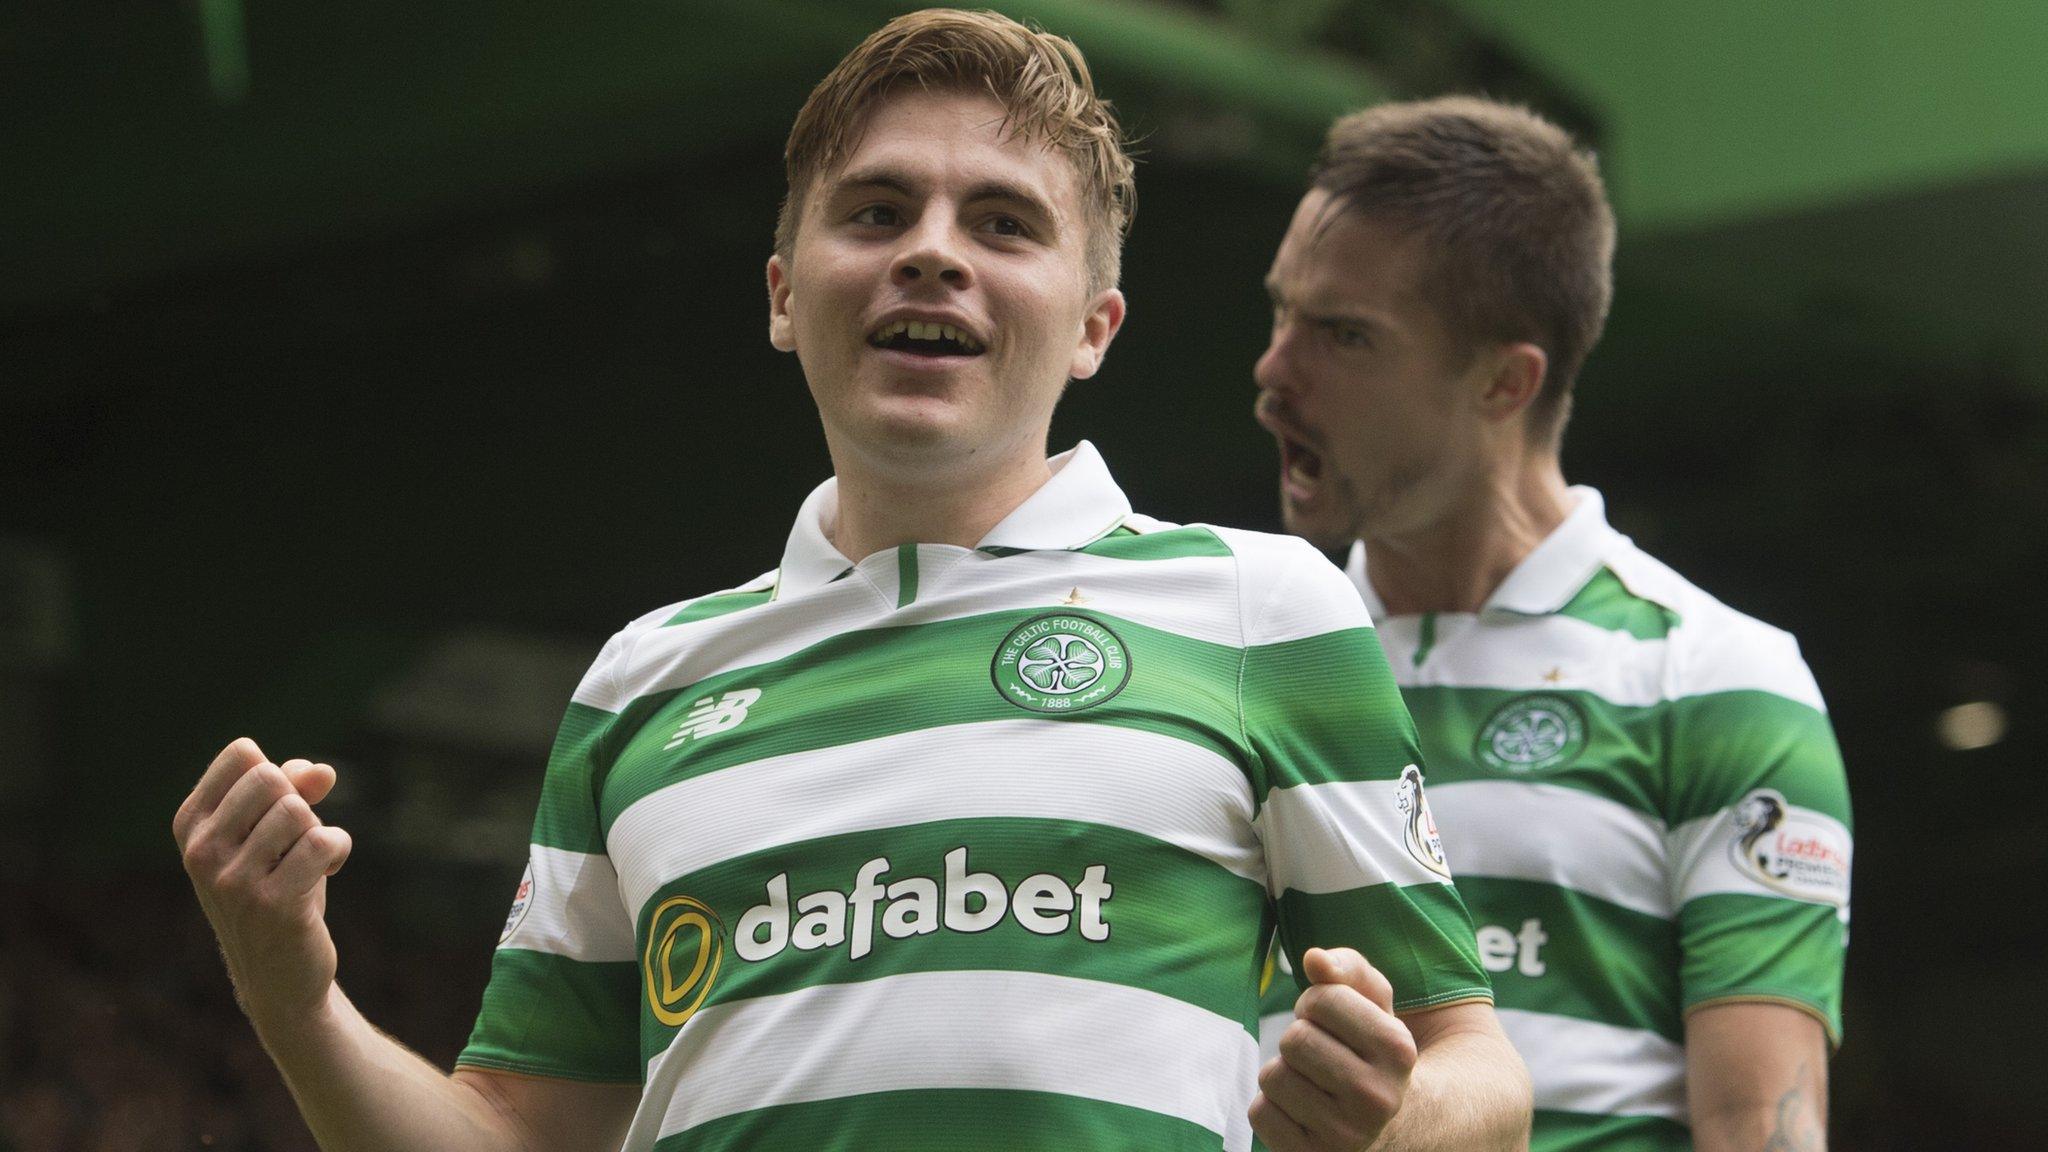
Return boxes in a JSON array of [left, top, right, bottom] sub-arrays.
[[826, 437, 1053, 562], [1365, 451, 1573, 616]]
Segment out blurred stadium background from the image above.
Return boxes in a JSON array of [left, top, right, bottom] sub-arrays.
[[3, 1, 2043, 1148]]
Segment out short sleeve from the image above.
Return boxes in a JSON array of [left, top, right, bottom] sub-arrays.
[[1664, 633, 1852, 1045], [457, 631, 643, 1083], [1239, 544, 1491, 1014]]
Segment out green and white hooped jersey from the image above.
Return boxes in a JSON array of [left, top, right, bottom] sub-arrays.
[[1255, 488, 1851, 1152], [459, 443, 1490, 1152]]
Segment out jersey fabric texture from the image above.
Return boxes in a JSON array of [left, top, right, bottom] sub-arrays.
[[1255, 488, 1851, 1152], [458, 442, 1491, 1152]]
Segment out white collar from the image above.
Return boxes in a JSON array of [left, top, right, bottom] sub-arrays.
[[774, 440, 1132, 600], [1347, 486, 1622, 619]]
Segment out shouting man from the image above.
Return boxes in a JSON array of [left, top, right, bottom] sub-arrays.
[[1252, 97, 1853, 1152]]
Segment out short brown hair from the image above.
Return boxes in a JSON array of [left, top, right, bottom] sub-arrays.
[[1312, 96, 1615, 441], [776, 8, 1136, 292]]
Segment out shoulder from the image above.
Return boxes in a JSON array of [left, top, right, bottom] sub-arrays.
[[1197, 525, 1370, 645], [1605, 544, 1826, 713], [569, 569, 779, 711]]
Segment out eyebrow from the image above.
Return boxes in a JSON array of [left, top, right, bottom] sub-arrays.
[[830, 166, 1062, 231], [1266, 278, 1382, 331]]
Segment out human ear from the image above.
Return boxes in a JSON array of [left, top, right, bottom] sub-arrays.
[[1479, 342, 1548, 420], [1068, 288, 1127, 380], [767, 255, 797, 353]]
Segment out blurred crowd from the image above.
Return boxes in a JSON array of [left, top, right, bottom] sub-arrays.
[[1, 864, 488, 1152]]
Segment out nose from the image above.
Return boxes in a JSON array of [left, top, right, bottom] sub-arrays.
[[892, 213, 971, 290], [1254, 317, 1299, 398]]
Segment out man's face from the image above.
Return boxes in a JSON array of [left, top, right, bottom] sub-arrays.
[[768, 88, 1123, 476], [1253, 188, 1490, 549]]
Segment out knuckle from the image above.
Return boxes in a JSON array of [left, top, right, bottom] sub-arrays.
[[280, 793, 316, 827], [182, 831, 225, 873], [1383, 1027, 1419, 1070], [1278, 1019, 1318, 1057]]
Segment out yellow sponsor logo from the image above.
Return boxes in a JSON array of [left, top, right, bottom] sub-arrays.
[[643, 895, 724, 1027]]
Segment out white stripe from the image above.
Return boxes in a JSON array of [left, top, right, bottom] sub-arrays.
[[609, 720, 1263, 916], [1208, 525, 1375, 646], [1668, 802, 1852, 919], [1497, 1008, 1689, 1123], [627, 970, 1260, 1150], [1370, 597, 1826, 715], [1667, 610, 1828, 712], [579, 549, 1291, 712], [1381, 613, 1672, 706], [1254, 778, 1451, 895], [501, 846, 635, 962], [1430, 781, 1673, 919], [1604, 548, 1828, 712], [1257, 1009, 1288, 1068]]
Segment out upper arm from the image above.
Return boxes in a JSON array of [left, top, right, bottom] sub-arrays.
[[452, 1066, 639, 1152], [1685, 1002, 1828, 1150], [1234, 540, 1491, 1013], [462, 631, 645, 1084], [1665, 625, 1851, 1045]]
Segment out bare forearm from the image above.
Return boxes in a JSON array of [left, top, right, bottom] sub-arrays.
[[1686, 1003, 1829, 1152], [1690, 1058, 1827, 1152], [1370, 1025, 1531, 1152], [254, 983, 533, 1152]]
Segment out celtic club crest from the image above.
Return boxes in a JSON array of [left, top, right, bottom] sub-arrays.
[[992, 613, 1132, 714], [1474, 693, 1588, 773]]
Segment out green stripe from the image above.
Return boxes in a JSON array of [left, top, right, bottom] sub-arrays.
[[1454, 876, 1682, 1040], [633, 817, 1269, 1068], [1531, 1109, 1690, 1152], [1666, 692, 1849, 826], [1275, 881, 1491, 1012], [664, 1088, 1225, 1152], [596, 610, 1262, 832], [897, 544, 919, 607], [1552, 567, 1678, 640], [665, 588, 774, 627], [1403, 686, 1847, 826], [1075, 525, 1233, 561], [532, 702, 614, 853], [1241, 626, 1424, 800], [1680, 892, 1844, 1042], [458, 949, 639, 1083], [1413, 611, 1437, 667]]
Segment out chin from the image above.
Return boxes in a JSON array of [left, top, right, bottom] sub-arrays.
[[1280, 499, 1356, 553]]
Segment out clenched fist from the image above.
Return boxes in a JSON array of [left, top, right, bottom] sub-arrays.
[[1250, 947, 1419, 1152], [173, 737, 353, 1031]]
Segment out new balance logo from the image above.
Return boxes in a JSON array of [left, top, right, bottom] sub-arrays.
[[665, 689, 761, 750]]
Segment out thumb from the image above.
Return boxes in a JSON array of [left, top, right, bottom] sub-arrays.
[[1302, 947, 1394, 1012], [284, 760, 338, 806]]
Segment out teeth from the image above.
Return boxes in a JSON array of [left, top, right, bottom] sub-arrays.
[[867, 319, 985, 353]]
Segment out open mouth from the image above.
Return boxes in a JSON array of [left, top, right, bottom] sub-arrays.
[[1278, 433, 1324, 497], [867, 319, 986, 358]]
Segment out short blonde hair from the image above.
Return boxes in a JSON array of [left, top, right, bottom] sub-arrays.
[[776, 8, 1136, 292]]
